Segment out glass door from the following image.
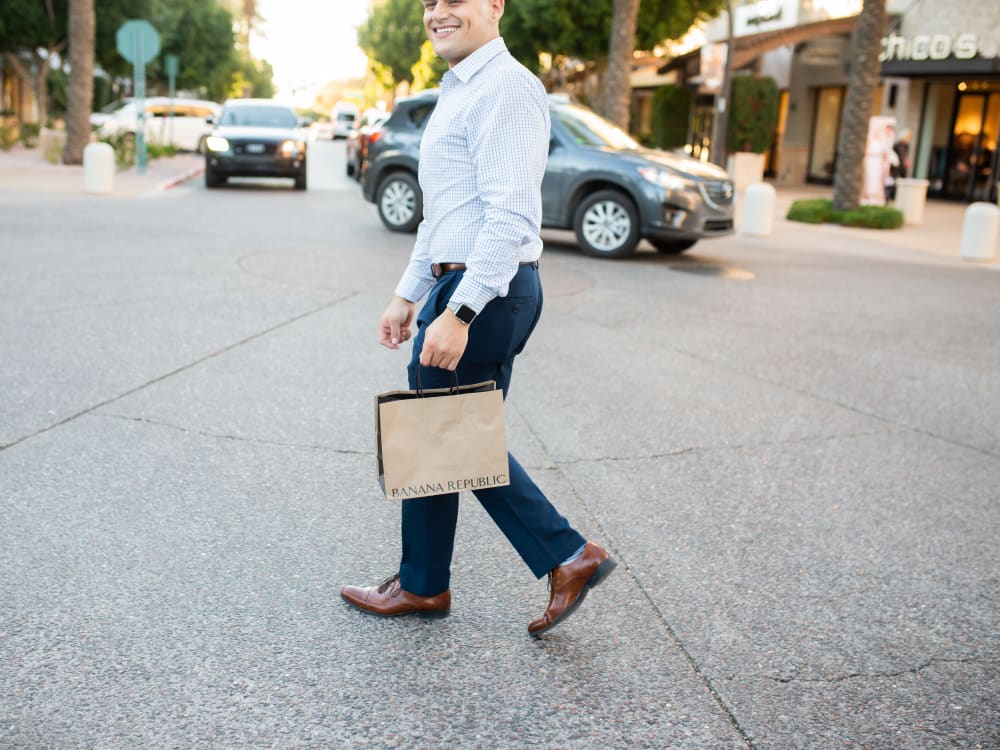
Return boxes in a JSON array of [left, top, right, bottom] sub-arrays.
[[942, 86, 1000, 202], [807, 87, 844, 183]]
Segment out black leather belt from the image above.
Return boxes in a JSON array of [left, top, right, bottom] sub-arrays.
[[431, 260, 538, 278]]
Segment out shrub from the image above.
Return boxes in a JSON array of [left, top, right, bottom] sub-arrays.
[[786, 199, 830, 224], [786, 199, 904, 229], [649, 84, 692, 150], [19, 123, 40, 148], [727, 75, 779, 154]]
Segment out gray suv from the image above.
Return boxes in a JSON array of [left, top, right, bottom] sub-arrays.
[[361, 89, 734, 257]]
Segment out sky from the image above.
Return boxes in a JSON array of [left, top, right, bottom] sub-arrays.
[[250, 0, 372, 98]]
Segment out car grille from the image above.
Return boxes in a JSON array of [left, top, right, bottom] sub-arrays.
[[704, 219, 734, 232], [233, 142, 278, 156], [700, 180, 735, 207]]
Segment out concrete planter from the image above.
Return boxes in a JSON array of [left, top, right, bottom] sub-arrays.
[[726, 152, 766, 195]]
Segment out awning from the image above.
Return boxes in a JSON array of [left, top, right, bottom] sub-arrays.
[[657, 15, 859, 75]]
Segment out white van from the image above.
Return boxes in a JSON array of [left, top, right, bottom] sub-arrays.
[[91, 97, 221, 152], [331, 103, 359, 139]]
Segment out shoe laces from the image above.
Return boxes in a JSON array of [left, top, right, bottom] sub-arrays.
[[376, 574, 402, 597]]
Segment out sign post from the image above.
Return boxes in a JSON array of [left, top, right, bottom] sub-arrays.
[[115, 20, 160, 175], [165, 54, 179, 147]]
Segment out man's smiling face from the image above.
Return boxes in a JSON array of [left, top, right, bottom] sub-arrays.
[[422, 0, 504, 67]]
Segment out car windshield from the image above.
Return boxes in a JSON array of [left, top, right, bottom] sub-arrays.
[[220, 105, 297, 128], [552, 104, 639, 150]]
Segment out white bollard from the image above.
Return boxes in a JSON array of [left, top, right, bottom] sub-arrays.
[[83, 142, 115, 195], [741, 182, 776, 237], [959, 202, 1000, 262], [894, 177, 930, 225]]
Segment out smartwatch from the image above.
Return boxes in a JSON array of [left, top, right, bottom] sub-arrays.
[[447, 300, 477, 325]]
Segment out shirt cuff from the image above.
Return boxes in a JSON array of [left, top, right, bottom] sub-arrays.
[[395, 271, 435, 304], [449, 276, 497, 314]]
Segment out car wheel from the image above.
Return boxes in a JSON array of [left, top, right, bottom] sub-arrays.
[[346, 158, 355, 177], [650, 238, 697, 254], [376, 171, 422, 233], [573, 190, 640, 258], [294, 173, 307, 191], [205, 167, 223, 189]]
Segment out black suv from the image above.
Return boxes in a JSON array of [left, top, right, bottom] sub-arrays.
[[204, 99, 309, 190], [360, 89, 734, 257]]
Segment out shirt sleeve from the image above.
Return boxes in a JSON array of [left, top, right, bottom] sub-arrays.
[[449, 73, 549, 313], [394, 218, 435, 303]]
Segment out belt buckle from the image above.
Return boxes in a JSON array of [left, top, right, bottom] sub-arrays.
[[431, 262, 443, 278]]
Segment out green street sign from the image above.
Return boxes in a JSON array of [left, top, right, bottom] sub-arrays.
[[116, 20, 160, 64]]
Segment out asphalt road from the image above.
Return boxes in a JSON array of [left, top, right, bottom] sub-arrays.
[[1, 143, 998, 749]]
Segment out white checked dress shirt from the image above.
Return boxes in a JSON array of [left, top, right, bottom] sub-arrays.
[[394, 37, 550, 314]]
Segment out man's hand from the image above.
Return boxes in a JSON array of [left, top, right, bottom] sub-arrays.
[[379, 296, 415, 350], [419, 310, 469, 371]]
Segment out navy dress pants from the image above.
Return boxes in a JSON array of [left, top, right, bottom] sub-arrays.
[[398, 264, 586, 597]]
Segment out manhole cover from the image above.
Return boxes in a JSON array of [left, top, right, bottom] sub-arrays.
[[670, 264, 755, 280]]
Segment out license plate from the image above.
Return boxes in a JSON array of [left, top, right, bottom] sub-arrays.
[[245, 143, 265, 154]]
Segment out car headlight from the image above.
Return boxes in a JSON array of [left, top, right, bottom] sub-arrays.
[[280, 140, 305, 157], [206, 136, 230, 152], [637, 167, 690, 192]]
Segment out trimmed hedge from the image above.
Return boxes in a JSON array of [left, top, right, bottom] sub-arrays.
[[787, 199, 904, 230]]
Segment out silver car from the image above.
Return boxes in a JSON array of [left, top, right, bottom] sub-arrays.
[[361, 90, 734, 257]]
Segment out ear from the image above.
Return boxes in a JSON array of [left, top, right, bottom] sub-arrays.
[[491, 0, 505, 22]]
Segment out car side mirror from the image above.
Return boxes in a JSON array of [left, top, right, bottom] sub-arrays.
[[299, 118, 311, 128], [549, 139, 558, 154], [206, 116, 215, 125]]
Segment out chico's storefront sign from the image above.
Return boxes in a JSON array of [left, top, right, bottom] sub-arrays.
[[880, 32, 998, 63]]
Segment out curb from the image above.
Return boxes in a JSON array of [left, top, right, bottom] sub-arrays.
[[157, 163, 205, 191]]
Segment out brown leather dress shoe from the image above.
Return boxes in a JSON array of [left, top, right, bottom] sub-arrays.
[[341, 574, 450, 618], [528, 542, 616, 636]]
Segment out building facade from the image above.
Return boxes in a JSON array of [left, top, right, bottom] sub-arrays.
[[653, 0, 1000, 202]]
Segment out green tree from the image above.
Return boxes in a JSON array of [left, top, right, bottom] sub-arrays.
[[833, 0, 887, 211], [503, 0, 725, 122], [357, 0, 425, 92], [0, 0, 69, 125], [411, 39, 447, 92]]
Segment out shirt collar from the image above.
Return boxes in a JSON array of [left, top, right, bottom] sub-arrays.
[[448, 36, 508, 84]]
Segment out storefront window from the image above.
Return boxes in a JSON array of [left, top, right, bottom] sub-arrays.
[[807, 87, 844, 182], [927, 82, 1000, 202]]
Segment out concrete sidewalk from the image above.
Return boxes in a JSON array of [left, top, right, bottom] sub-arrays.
[[0, 143, 204, 198]]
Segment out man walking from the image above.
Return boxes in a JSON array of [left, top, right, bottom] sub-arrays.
[[341, 0, 616, 636]]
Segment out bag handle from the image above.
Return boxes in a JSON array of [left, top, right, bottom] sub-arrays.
[[415, 366, 460, 397]]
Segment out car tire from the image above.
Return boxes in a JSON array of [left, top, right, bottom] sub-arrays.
[[294, 173, 307, 191], [573, 190, 641, 258], [376, 171, 422, 233], [205, 167, 223, 189], [650, 238, 697, 254], [346, 158, 355, 177]]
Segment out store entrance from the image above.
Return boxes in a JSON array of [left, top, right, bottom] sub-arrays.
[[931, 85, 1000, 202]]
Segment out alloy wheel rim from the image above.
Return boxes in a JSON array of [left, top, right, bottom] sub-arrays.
[[582, 201, 631, 251], [381, 181, 416, 226]]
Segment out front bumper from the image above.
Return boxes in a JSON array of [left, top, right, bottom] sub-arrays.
[[640, 180, 735, 241], [206, 154, 305, 178]]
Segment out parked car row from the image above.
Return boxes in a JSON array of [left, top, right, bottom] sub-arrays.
[[346, 110, 390, 181], [357, 90, 735, 258], [90, 97, 220, 153]]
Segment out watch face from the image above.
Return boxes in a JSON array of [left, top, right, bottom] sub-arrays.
[[455, 304, 476, 324]]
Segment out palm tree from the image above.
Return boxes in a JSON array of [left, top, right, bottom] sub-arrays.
[[62, 0, 94, 165], [602, 0, 641, 130], [832, 0, 887, 210]]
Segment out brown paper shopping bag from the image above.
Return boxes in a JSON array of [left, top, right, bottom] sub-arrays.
[[375, 378, 510, 500]]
